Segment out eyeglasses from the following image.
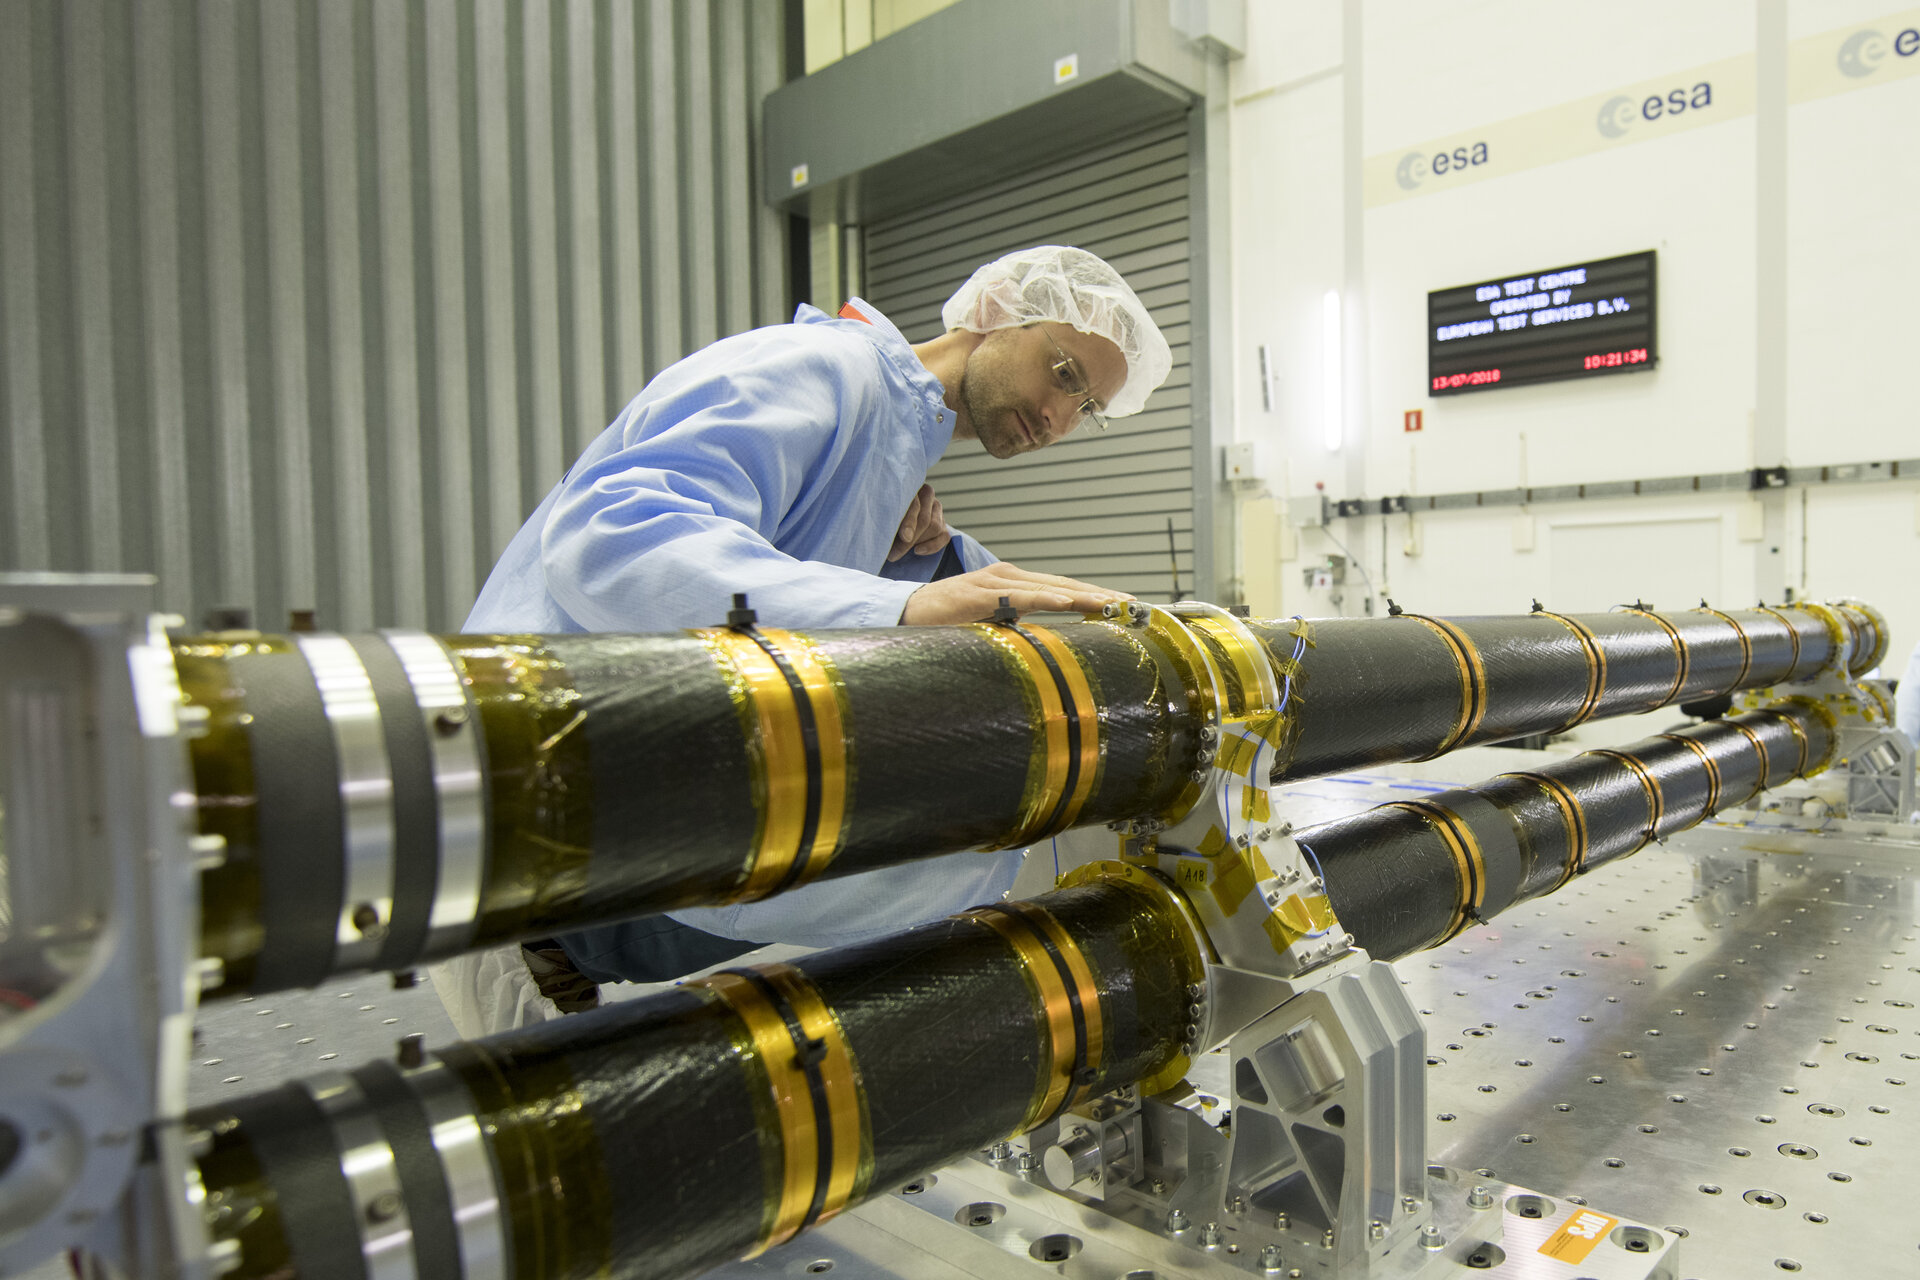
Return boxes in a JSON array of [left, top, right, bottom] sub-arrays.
[[1042, 325, 1109, 434]]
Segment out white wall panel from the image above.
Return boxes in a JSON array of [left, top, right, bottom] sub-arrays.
[[1230, 0, 1919, 639], [0, 0, 789, 631]]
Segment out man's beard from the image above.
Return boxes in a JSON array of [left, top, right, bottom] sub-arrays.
[[959, 372, 1029, 460]]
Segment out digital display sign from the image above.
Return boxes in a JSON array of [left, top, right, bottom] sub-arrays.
[[1427, 250, 1657, 396]]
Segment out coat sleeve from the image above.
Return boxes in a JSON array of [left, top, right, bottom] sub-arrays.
[[874, 526, 999, 585], [539, 334, 922, 632]]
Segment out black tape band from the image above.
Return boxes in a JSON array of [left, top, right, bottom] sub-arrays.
[[350, 1061, 462, 1280], [229, 1083, 367, 1280], [230, 650, 346, 992], [745, 633, 825, 895], [1010, 624, 1084, 837], [1438, 791, 1523, 919], [350, 636, 438, 974], [729, 967, 836, 1230]]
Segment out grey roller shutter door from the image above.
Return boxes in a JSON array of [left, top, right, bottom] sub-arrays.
[[861, 119, 1193, 602]]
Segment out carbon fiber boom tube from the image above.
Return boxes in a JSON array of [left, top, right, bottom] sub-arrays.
[[1296, 701, 1838, 961], [181, 600, 1883, 996], [185, 875, 1204, 1280], [1243, 602, 1880, 778], [183, 694, 1841, 1280]]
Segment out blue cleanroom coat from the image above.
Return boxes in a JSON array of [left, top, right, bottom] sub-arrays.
[[465, 299, 1024, 970]]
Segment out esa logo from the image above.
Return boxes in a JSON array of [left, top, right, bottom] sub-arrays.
[[1395, 141, 1490, 190], [1596, 82, 1714, 138], [1837, 26, 1920, 78]]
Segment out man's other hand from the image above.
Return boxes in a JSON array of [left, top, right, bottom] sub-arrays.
[[900, 563, 1134, 625], [888, 484, 951, 562]]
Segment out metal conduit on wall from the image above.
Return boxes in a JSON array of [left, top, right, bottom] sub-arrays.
[[0, 0, 789, 633]]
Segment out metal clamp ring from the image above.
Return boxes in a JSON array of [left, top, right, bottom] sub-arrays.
[[382, 631, 487, 959], [404, 1061, 508, 1280], [305, 1071, 418, 1280], [295, 634, 396, 973]]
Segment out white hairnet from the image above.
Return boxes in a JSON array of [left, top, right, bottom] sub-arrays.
[[941, 245, 1172, 418]]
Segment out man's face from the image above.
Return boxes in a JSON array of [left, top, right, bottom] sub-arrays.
[[958, 324, 1128, 460]]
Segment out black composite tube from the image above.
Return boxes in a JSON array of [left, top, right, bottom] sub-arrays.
[[1296, 702, 1837, 961], [187, 876, 1204, 1280], [183, 601, 1882, 996], [186, 692, 1840, 1280], [184, 618, 1203, 994], [1245, 603, 1875, 779]]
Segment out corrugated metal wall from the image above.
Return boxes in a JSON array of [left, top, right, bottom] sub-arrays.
[[0, 0, 788, 632], [861, 118, 1195, 601]]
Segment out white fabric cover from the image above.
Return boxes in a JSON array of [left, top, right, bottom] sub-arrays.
[[941, 245, 1172, 417]]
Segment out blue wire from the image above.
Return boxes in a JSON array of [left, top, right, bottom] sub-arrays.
[[1274, 616, 1307, 715], [1052, 837, 1060, 881], [1298, 837, 1327, 885]]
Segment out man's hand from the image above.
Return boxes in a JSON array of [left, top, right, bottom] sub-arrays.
[[888, 484, 951, 562], [901, 563, 1134, 625]]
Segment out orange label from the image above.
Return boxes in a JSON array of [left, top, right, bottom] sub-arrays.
[[1538, 1209, 1617, 1263]]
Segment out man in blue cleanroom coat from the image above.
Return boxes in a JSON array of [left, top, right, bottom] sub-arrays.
[[445, 246, 1174, 1026]]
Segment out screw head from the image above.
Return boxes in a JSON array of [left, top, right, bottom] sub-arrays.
[[1166, 1208, 1190, 1233], [366, 1190, 403, 1223], [395, 1033, 426, 1070]]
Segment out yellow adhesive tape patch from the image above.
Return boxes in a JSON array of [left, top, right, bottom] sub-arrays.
[[1218, 734, 1256, 777], [1210, 852, 1257, 918]]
